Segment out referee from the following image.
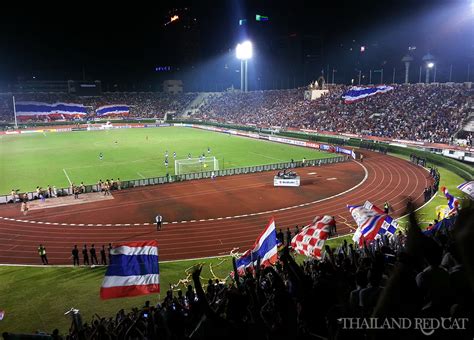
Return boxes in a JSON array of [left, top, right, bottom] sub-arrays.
[[156, 214, 163, 231]]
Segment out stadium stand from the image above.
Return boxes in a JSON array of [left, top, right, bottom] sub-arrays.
[[0, 92, 197, 121], [195, 84, 472, 144], [0, 83, 471, 143]]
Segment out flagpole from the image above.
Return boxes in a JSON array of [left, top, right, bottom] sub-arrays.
[[12, 95, 18, 129]]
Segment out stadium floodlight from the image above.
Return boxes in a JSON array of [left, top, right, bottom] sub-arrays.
[[427, 62, 435, 69], [236, 41, 253, 60], [236, 41, 253, 92]]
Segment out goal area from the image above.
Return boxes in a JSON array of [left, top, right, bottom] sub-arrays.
[[174, 157, 219, 175]]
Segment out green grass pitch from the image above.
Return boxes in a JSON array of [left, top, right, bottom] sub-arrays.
[[0, 126, 334, 195]]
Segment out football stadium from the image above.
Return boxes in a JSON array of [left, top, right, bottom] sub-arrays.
[[1, 1, 474, 339]]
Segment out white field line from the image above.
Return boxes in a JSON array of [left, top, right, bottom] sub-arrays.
[[249, 152, 286, 162], [136, 172, 146, 179], [62, 169, 72, 185]]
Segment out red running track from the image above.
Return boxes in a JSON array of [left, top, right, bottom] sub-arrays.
[[0, 151, 431, 265]]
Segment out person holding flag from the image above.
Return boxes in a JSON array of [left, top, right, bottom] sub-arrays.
[[235, 217, 279, 275], [291, 216, 335, 259], [348, 201, 398, 246], [441, 186, 460, 216]]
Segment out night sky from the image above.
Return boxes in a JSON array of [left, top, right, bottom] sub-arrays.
[[0, 0, 471, 88]]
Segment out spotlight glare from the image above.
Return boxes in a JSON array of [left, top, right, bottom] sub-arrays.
[[236, 41, 253, 60]]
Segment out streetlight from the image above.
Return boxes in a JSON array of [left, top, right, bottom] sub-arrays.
[[236, 41, 253, 92]]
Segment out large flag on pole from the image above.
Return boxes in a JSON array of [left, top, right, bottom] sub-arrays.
[[349, 201, 398, 245], [100, 240, 160, 299], [457, 181, 474, 200], [235, 218, 278, 275], [291, 215, 334, 259]]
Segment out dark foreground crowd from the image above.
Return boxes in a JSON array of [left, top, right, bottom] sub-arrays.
[[4, 202, 474, 340]]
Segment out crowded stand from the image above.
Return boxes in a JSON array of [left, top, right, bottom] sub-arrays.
[[0, 83, 471, 143], [0, 92, 197, 121], [195, 84, 471, 143], [4, 203, 472, 339]]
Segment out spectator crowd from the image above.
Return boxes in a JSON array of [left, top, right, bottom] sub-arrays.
[[5, 203, 472, 339], [0, 92, 197, 121], [0, 83, 471, 143], [195, 84, 471, 144]]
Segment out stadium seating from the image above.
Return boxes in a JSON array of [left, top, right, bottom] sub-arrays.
[[195, 84, 472, 144], [0, 92, 197, 121], [0, 83, 471, 143]]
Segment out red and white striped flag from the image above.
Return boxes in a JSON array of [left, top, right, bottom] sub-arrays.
[[291, 216, 334, 259]]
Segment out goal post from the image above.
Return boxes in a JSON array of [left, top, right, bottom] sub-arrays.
[[174, 157, 219, 175]]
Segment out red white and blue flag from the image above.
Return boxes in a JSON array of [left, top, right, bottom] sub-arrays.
[[441, 186, 460, 216], [100, 240, 160, 300], [349, 201, 398, 245], [342, 85, 393, 103], [291, 215, 334, 259], [16, 102, 87, 120], [235, 218, 278, 275], [457, 181, 474, 200], [96, 105, 130, 116]]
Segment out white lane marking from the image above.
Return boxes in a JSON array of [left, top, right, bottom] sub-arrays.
[[327, 177, 337, 181], [307, 172, 317, 175]]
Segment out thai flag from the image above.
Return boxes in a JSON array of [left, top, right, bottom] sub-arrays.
[[457, 181, 474, 200], [423, 217, 456, 236], [16, 102, 87, 117], [96, 105, 130, 116], [441, 186, 459, 215], [235, 218, 278, 274], [52, 103, 87, 116], [342, 85, 393, 103], [100, 240, 160, 299]]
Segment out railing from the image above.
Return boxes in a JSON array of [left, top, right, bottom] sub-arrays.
[[0, 156, 348, 204]]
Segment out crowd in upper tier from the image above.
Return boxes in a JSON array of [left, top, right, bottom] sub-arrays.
[[196, 84, 472, 144], [0, 83, 471, 143], [0, 92, 197, 120]]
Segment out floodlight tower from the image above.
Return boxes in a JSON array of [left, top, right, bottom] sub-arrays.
[[236, 41, 253, 92], [401, 54, 413, 84], [422, 53, 435, 84]]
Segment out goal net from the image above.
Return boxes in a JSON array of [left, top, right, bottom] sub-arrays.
[[175, 157, 219, 175]]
